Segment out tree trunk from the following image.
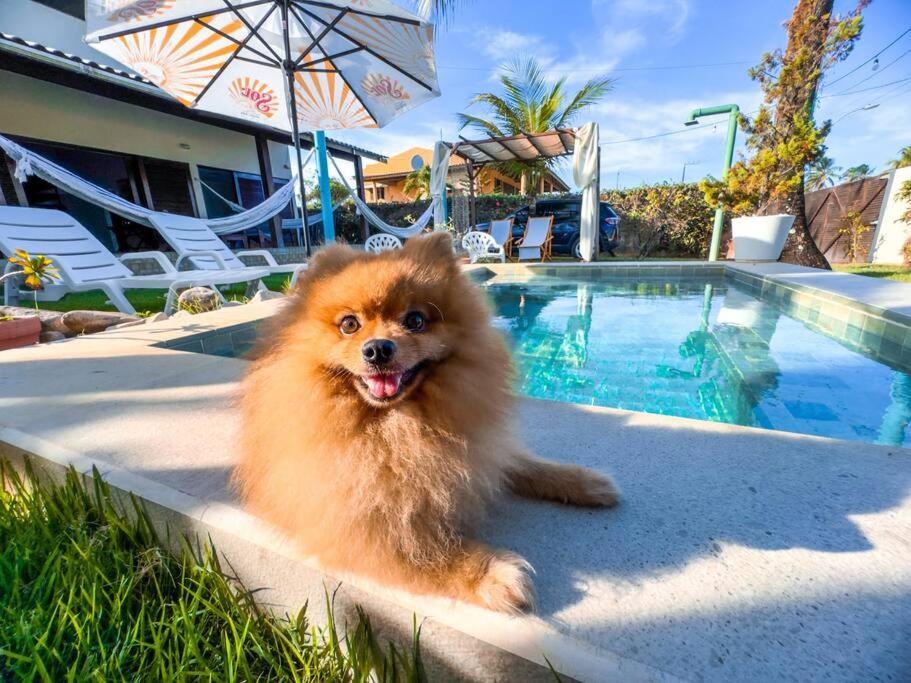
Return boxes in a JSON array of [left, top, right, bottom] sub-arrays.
[[775, 0, 834, 270], [777, 175, 831, 269]]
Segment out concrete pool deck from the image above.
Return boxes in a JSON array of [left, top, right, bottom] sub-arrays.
[[1, 260, 909, 681]]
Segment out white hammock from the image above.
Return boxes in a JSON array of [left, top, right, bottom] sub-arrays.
[[326, 140, 451, 238], [0, 133, 303, 235], [0, 133, 451, 241]]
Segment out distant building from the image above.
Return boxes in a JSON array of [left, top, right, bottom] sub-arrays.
[[0, 0, 383, 251], [363, 146, 569, 203]]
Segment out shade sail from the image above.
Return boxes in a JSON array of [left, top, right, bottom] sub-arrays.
[[451, 129, 576, 165], [84, 0, 441, 134]]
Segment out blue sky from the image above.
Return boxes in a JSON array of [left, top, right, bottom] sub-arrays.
[[331, 0, 911, 189]]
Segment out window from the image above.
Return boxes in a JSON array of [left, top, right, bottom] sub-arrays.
[[33, 0, 84, 19], [376, 186, 386, 201], [16, 140, 136, 251], [198, 167, 240, 220], [197, 167, 294, 249]]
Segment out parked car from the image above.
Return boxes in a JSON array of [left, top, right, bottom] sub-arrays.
[[478, 198, 620, 258]]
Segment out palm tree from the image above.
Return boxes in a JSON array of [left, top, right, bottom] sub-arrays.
[[456, 57, 614, 194], [841, 164, 874, 182], [888, 146, 911, 170], [414, 0, 470, 24], [403, 165, 431, 200], [807, 157, 842, 191]]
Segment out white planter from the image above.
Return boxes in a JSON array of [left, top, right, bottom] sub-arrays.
[[731, 214, 796, 262]]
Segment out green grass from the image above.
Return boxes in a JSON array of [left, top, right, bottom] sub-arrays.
[[0, 461, 423, 681], [833, 264, 911, 283], [30, 274, 291, 316]]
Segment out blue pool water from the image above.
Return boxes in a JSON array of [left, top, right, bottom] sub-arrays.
[[486, 277, 911, 447]]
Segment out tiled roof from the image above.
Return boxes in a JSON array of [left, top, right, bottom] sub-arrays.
[[365, 145, 570, 191]]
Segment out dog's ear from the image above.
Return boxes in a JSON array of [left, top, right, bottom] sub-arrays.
[[304, 244, 361, 280], [402, 232, 456, 270]]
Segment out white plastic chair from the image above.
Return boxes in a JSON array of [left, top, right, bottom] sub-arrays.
[[0, 207, 269, 315], [364, 233, 403, 253], [516, 216, 554, 261], [462, 231, 506, 264], [0, 206, 269, 314], [147, 213, 307, 287], [488, 218, 515, 258]]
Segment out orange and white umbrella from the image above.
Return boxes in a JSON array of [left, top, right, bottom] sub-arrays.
[[84, 0, 440, 134], [85, 0, 440, 255]]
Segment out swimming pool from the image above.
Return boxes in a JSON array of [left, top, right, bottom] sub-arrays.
[[486, 276, 911, 447], [168, 270, 911, 448]]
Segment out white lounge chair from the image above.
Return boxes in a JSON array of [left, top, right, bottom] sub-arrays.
[[364, 233, 403, 253], [516, 216, 554, 261], [147, 213, 308, 287], [488, 218, 515, 258], [462, 231, 505, 263], [0, 207, 269, 315]]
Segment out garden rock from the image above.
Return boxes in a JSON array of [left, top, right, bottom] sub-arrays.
[[177, 287, 221, 313], [39, 331, 67, 343], [0, 306, 69, 335], [61, 310, 140, 335]]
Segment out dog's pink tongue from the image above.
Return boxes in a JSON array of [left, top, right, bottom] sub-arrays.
[[365, 373, 402, 399]]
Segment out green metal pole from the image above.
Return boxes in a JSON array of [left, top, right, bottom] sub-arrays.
[[686, 104, 739, 261]]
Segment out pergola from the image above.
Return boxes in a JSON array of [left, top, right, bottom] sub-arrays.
[[447, 129, 578, 228]]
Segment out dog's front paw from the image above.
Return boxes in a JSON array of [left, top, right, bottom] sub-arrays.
[[476, 552, 535, 614], [569, 468, 621, 508]]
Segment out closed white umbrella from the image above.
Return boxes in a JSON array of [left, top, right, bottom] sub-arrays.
[[84, 0, 441, 252]]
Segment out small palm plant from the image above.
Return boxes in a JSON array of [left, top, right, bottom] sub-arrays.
[[403, 165, 431, 200], [1, 249, 61, 309]]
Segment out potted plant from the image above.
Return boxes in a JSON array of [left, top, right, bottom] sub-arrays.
[[730, 212, 796, 262], [0, 249, 60, 351]]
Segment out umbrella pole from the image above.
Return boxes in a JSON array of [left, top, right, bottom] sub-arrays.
[[280, 0, 311, 257]]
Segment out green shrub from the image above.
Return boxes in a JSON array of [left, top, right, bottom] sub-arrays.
[[602, 183, 715, 258]]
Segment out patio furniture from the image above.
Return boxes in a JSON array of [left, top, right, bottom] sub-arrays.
[[516, 216, 554, 261], [488, 218, 515, 258], [364, 234, 403, 253], [148, 213, 308, 287], [0, 207, 269, 315], [462, 231, 506, 264]]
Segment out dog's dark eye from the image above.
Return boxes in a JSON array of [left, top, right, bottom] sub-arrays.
[[403, 311, 426, 332], [339, 316, 360, 335]]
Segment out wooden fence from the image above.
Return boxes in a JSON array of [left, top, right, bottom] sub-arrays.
[[805, 177, 887, 263]]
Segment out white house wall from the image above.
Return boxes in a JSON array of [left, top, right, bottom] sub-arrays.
[[0, 71, 291, 216], [0, 0, 103, 64], [871, 167, 911, 264]]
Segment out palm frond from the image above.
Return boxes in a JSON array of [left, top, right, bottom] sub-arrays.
[[557, 75, 615, 126], [455, 112, 506, 138]]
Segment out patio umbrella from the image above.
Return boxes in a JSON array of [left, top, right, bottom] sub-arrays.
[[84, 0, 441, 253]]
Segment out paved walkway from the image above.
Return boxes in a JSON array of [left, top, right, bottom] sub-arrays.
[[1, 267, 910, 681]]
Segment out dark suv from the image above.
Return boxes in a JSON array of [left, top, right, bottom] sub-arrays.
[[479, 198, 620, 258]]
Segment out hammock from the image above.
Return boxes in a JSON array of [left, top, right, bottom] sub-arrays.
[[326, 140, 452, 239], [0, 133, 451, 240], [0, 133, 303, 235]]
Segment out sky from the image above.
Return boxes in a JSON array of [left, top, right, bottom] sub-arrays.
[[329, 0, 911, 190]]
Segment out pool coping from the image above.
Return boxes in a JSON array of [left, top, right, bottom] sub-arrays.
[[1, 260, 909, 681]]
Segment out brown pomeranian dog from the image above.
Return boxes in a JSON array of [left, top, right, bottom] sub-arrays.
[[234, 233, 619, 613]]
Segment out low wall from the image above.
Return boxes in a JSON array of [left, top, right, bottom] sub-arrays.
[[871, 167, 911, 264]]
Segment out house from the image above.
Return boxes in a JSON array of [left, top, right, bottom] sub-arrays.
[[0, 0, 384, 251], [363, 146, 570, 203]]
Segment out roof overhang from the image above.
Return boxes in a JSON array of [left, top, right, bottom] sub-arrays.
[[449, 129, 576, 166], [0, 33, 386, 163]]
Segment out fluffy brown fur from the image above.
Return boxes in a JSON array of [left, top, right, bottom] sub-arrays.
[[234, 233, 619, 613]]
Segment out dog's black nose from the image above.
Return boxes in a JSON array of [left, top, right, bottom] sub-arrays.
[[362, 339, 396, 364]]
